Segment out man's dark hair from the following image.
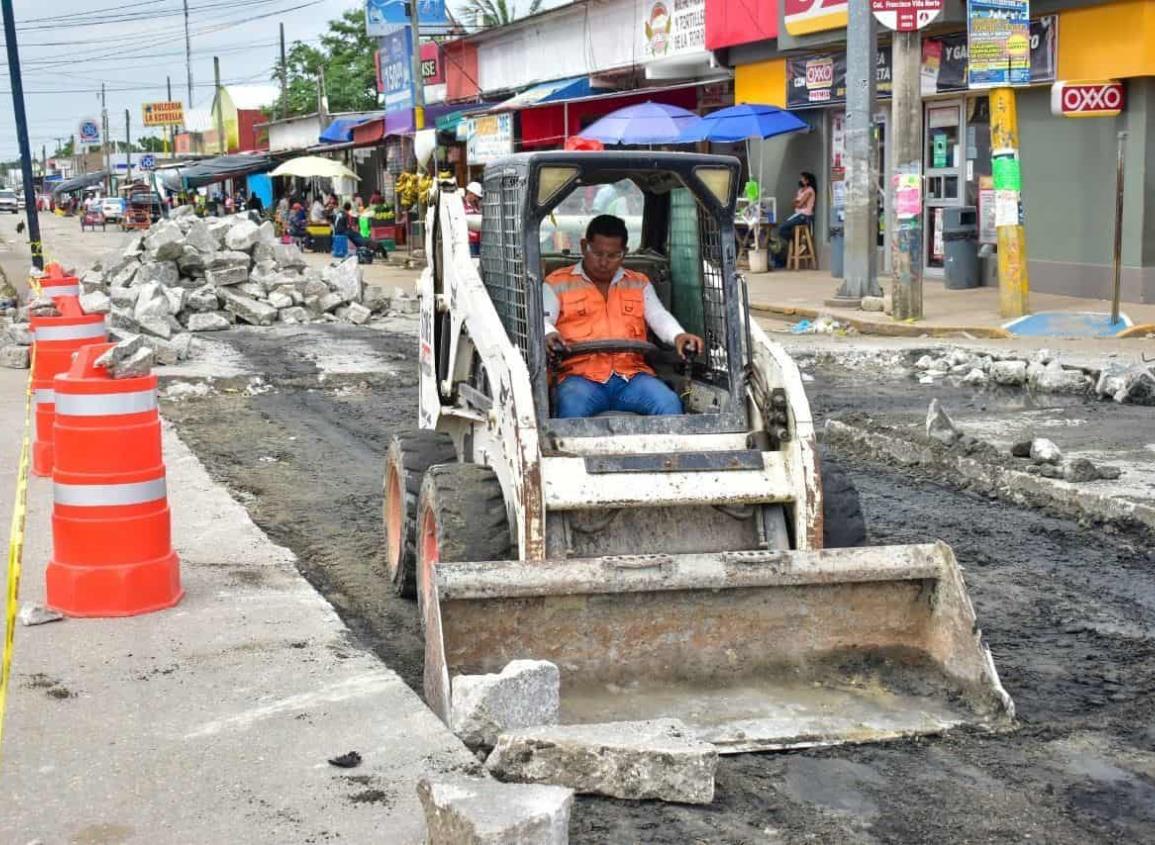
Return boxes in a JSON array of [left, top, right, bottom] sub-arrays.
[[585, 214, 629, 248], [343, 201, 352, 211]]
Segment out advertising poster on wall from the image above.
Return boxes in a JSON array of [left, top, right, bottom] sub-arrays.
[[786, 48, 892, 108], [466, 113, 513, 165], [967, 0, 1031, 88], [642, 0, 706, 60], [376, 27, 414, 114]]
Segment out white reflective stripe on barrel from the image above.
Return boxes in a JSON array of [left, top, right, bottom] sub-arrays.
[[33, 321, 106, 341], [54, 477, 167, 507], [42, 284, 79, 296], [33, 388, 55, 405], [56, 389, 156, 417]]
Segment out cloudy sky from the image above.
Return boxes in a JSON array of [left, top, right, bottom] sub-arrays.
[[0, 0, 364, 160]]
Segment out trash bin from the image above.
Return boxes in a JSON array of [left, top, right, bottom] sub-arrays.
[[829, 206, 845, 279], [942, 206, 979, 290]]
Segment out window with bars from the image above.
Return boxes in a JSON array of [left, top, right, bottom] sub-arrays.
[[479, 172, 530, 359]]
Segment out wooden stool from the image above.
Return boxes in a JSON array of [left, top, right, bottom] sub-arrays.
[[788, 223, 817, 270]]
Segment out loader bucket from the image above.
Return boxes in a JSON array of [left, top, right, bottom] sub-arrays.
[[423, 542, 1013, 753]]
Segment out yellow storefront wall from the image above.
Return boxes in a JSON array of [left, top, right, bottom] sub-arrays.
[[1058, 0, 1155, 80], [735, 59, 787, 108]]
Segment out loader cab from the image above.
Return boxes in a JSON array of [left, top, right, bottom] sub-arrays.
[[478, 151, 747, 438]]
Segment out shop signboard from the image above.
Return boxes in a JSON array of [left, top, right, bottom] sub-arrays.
[[78, 117, 101, 146], [466, 113, 513, 165], [783, 0, 848, 36], [786, 48, 892, 108], [871, 0, 942, 32], [1050, 80, 1124, 117], [420, 41, 444, 85], [142, 101, 184, 127], [642, 0, 706, 60], [967, 0, 1031, 88], [365, 0, 448, 36], [923, 16, 1055, 93], [376, 27, 414, 114]]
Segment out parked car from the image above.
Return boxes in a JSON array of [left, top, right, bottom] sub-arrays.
[[100, 197, 125, 222], [0, 189, 18, 214]]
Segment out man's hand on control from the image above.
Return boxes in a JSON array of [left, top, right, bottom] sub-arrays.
[[673, 333, 704, 360], [545, 332, 568, 354]]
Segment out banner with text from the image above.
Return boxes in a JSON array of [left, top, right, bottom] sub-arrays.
[[142, 101, 185, 127], [377, 27, 415, 114], [967, 0, 1031, 88]]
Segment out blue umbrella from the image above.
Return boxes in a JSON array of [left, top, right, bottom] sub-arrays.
[[577, 101, 702, 145], [679, 103, 807, 143]]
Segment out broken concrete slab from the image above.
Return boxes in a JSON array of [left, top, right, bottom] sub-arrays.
[[108, 346, 154, 379], [184, 286, 220, 313], [219, 289, 278, 326], [134, 282, 172, 321], [17, 603, 64, 626], [224, 218, 261, 252], [183, 219, 218, 253], [961, 368, 988, 387], [451, 660, 560, 750], [990, 360, 1028, 386], [143, 220, 185, 261], [418, 777, 573, 845], [79, 291, 111, 315], [1029, 438, 1063, 465], [273, 242, 307, 270], [136, 260, 180, 289], [925, 399, 960, 446], [186, 312, 232, 332], [1032, 360, 1089, 394], [1063, 458, 1099, 483], [343, 302, 372, 325], [486, 718, 717, 804], [0, 345, 30, 368], [137, 315, 174, 340], [324, 256, 363, 304], [205, 266, 249, 288], [279, 306, 309, 324], [266, 291, 294, 310]]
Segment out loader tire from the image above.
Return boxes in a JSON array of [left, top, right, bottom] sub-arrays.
[[416, 464, 512, 611], [821, 460, 867, 548], [384, 430, 457, 599]]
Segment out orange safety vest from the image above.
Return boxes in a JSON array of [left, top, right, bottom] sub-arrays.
[[546, 265, 653, 383]]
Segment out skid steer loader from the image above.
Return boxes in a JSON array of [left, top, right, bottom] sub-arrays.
[[384, 151, 1013, 752]]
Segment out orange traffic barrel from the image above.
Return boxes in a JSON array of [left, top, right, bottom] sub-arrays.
[[45, 343, 182, 617], [39, 263, 80, 299], [29, 297, 107, 477]]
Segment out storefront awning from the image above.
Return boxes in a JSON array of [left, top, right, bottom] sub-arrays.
[[51, 171, 107, 196], [319, 114, 384, 144], [489, 77, 595, 113], [159, 154, 275, 191]]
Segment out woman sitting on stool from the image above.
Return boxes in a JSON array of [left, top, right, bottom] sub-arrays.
[[775, 171, 816, 267]]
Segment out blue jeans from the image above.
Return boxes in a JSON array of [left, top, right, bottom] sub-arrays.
[[554, 373, 682, 418], [775, 213, 813, 266]]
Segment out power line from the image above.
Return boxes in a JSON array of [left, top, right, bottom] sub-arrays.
[[15, 0, 286, 31]]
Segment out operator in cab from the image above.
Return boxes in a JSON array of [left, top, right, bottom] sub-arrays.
[[544, 214, 704, 418]]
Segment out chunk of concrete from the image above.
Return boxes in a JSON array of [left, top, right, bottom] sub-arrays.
[[1031, 359, 1089, 394], [206, 249, 251, 271], [266, 291, 294, 310], [5, 323, 32, 345], [183, 219, 218, 253], [486, 719, 717, 804], [134, 281, 172, 321], [1029, 438, 1062, 465], [279, 306, 309, 324], [451, 660, 560, 750], [343, 302, 372, 325], [18, 603, 64, 626], [220, 289, 278, 326], [79, 290, 111, 315], [1010, 440, 1032, 458], [0, 345, 30, 368], [961, 368, 987, 387], [144, 220, 185, 261], [187, 312, 232, 332], [273, 242, 307, 270], [184, 286, 220, 313], [324, 256, 363, 303], [925, 398, 960, 445], [109, 346, 154, 378], [177, 244, 207, 276], [418, 777, 573, 845], [914, 354, 935, 371], [225, 218, 261, 251], [990, 359, 1028, 386], [136, 260, 180, 289], [109, 286, 139, 309], [1063, 458, 1099, 483], [205, 265, 249, 288], [137, 315, 173, 340], [95, 335, 146, 371], [859, 295, 885, 312]]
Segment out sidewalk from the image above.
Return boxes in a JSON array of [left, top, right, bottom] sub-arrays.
[[746, 269, 1155, 338], [0, 369, 475, 843]]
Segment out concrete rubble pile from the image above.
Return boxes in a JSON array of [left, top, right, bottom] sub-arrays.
[[0, 206, 411, 371]]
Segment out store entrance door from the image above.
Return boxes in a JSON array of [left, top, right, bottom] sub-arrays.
[[924, 100, 964, 275]]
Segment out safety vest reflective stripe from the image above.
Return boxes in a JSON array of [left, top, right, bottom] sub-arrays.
[[33, 321, 106, 341], [56, 389, 156, 417], [42, 284, 79, 296], [547, 279, 590, 295], [54, 477, 167, 507], [33, 388, 55, 405]]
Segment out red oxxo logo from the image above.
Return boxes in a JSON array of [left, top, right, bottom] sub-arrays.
[[1051, 80, 1124, 117]]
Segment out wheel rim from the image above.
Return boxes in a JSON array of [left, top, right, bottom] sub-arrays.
[[418, 507, 439, 621], [385, 466, 403, 580]]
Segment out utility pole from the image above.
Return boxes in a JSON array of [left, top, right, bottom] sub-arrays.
[[101, 83, 111, 193], [183, 0, 194, 108], [2, 0, 44, 269], [214, 56, 226, 154], [317, 66, 327, 120], [832, 0, 879, 304], [407, 0, 425, 130], [166, 75, 174, 158], [279, 21, 287, 119], [991, 88, 1028, 317], [890, 30, 923, 319], [125, 109, 132, 185]]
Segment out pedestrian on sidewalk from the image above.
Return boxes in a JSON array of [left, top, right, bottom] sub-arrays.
[[774, 171, 817, 267]]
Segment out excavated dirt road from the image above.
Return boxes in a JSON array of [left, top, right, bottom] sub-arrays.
[[163, 325, 1155, 844]]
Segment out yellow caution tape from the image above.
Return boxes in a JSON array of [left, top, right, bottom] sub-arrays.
[[0, 272, 42, 764]]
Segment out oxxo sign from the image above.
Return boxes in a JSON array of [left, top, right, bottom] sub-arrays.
[[1051, 80, 1124, 117], [783, 0, 847, 36]]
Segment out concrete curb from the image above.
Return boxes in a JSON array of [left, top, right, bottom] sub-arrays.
[[749, 302, 1014, 339], [824, 419, 1155, 535]]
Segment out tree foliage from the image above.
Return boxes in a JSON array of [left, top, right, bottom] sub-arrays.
[[457, 0, 544, 28], [136, 136, 168, 153], [275, 8, 380, 118]]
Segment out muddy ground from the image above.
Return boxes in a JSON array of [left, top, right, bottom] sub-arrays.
[[163, 325, 1155, 844]]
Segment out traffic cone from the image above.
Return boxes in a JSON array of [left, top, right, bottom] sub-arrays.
[[45, 343, 182, 617], [40, 263, 79, 299], [29, 297, 107, 477]]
